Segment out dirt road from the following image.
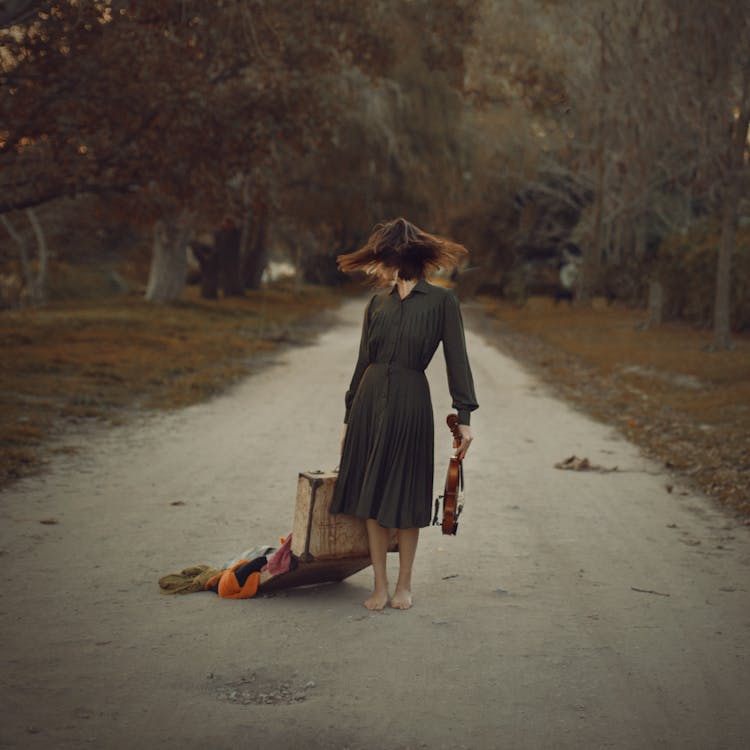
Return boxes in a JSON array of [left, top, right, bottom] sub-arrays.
[[1, 295, 749, 750]]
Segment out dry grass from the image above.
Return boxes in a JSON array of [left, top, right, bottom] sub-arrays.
[[477, 295, 750, 521], [1, 279, 343, 486]]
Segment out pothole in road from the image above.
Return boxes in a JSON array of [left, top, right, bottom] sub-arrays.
[[215, 670, 316, 706]]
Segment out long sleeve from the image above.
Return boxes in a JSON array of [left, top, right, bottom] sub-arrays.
[[343, 294, 376, 424], [442, 290, 478, 425]]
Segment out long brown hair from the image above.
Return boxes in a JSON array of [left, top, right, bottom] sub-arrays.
[[337, 217, 468, 287]]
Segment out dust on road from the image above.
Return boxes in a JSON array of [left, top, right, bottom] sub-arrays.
[[1, 295, 749, 749]]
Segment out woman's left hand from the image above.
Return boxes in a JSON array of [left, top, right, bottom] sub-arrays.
[[456, 424, 473, 460]]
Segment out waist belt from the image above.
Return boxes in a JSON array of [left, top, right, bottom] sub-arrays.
[[371, 361, 424, 373]]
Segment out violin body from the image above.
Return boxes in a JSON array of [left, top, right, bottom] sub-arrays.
[[435, 414, 464, 535]]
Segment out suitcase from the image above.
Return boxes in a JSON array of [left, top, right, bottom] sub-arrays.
[[258, 470, 397, 594], [291, 470, 398, 561]]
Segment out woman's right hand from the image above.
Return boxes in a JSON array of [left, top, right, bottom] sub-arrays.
[[456, 424, 473, 461], [340, 423, 348, 455]]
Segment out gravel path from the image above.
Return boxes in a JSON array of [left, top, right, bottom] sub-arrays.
[[1, 294, 749, 750]]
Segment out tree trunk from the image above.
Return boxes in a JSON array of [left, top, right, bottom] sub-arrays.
[[215, 223, 244, 296], [646, 280, 663, 327], [1, 213, 41, 305], [238, 174, 253, 285], [578, 14, 608, 304], [294, 241, 304, 295], [712, 62, 750, 349], [242, 197, 269, 290], [191, 242, 219, 299], [25, 207, 48, 304], [145, 218, 190, 303], [712, 176, 740, 349]]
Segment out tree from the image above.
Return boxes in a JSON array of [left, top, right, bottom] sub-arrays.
[[145, 209, 192, 304], [273, 0, 481, 284], [467, 0, 750, 330], [1, 0, 393, 301], [1, 208, 48, 304]]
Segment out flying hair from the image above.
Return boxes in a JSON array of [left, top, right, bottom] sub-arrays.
[[336, 217, 469, 287]]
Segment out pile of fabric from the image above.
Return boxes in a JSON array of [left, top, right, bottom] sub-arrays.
[[158, 534, 294, 600]]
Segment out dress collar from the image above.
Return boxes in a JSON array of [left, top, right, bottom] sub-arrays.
[[389, 277, 430, 297]]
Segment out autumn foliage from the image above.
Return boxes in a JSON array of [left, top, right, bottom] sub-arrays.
[[0, 1, 747, 322]]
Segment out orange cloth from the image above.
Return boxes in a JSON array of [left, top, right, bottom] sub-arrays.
[[212, 560, 261, 599]]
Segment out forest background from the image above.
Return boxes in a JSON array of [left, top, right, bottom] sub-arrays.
[[1, 0, 749, 516]]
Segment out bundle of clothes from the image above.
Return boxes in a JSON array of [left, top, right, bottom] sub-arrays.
[[158, 533, 294, 600]]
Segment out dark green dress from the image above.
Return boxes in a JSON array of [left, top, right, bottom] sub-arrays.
[[329, 277, 478, 529]]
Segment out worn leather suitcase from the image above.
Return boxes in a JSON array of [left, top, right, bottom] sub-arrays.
[[257, 470, 398, 594], [291, 470, 397, 561]]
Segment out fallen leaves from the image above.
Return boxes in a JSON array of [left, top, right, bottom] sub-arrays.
[[0, 282, 342, 488], [554, 455, 619, 473], [474, 298, 750, 522]]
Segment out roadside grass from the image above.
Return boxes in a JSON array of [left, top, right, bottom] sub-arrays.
[[479, 295, 750, 521], [1, 279, 344, 486]]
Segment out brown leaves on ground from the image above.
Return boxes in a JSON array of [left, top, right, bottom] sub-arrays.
[[476, 295, 750, 522], [554, 455, 618, 473], [0, 281, 342, 486]]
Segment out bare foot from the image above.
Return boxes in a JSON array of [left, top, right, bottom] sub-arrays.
[[390, 587, 413, 610], [363, 589, 389, 611]]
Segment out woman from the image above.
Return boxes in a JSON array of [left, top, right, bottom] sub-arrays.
[[329, 217, 478, 611]]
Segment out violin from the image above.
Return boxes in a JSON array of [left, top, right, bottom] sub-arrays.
[[432, 414, 465, 535]]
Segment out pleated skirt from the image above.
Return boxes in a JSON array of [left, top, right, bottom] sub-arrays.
[[330, 362, 434, 529]]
